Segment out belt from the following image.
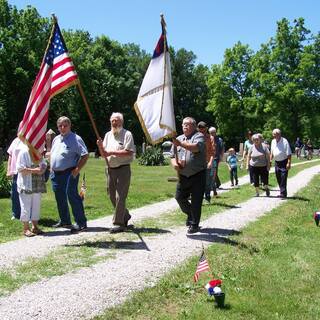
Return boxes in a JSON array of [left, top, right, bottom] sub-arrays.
[[109, 164, 130, 170], [53, 167, 75, 175]]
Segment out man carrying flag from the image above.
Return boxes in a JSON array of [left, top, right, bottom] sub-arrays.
[[18, 15, 78, 162], [134, 14, 176, 144]]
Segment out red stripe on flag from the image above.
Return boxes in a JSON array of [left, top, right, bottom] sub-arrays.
[[53, 56, 74, 70], [52, 65, 76, 82], [50, 75, 78, 96]]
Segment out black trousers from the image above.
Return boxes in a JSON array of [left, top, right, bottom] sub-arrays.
[[275, 159, 288, 196], [175, 169, 206, 227], [251, 165, 269, 188]]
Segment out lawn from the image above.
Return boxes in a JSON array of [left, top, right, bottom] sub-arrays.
[[95, 167, 320, 320], [0, 157, 318, 243], [0, 157, 250, 243]]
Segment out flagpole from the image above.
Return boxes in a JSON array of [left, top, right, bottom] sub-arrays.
[[76, 82, 108, 165], [160, 14, 179, 171], [51, 15, 108, 166]]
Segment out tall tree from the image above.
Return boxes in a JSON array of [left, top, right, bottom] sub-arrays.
[[207, 42, 254, 146]]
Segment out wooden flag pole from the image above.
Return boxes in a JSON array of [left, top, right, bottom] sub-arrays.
[[160, 14, 180, 176], [76, 82, 108, 166]]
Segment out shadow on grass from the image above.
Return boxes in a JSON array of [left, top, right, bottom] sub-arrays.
[[39, 218, 58, 227], [187, 227, 260, 253]]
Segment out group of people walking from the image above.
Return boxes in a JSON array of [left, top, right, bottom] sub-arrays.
[[170, 118, 292, 234], [7, 113, 135, 236], [7, 114, 292, 237]]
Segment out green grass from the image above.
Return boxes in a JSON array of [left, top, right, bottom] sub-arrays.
[[0, 244, 112, 296], [0, 158, 251, 243], [0, 159, 318, 299], [94, 171, 320, 320], [134, 160, 320, 231]]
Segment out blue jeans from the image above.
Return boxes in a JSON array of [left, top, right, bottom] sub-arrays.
[[51, 170, 87, 227], [11, 174, 21, 219]]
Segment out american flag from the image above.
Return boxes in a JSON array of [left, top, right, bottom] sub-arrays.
[[18, 19, 78, 162], [194, 249, 210, 282]]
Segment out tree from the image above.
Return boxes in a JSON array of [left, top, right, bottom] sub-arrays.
[[207, 42, 255, 146], [0, 0, 50, 145], [171, 48, 210, 133]]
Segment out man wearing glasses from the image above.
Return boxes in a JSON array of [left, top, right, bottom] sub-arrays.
[[50, 116, 89, 232], [171, 117, 206, 234]]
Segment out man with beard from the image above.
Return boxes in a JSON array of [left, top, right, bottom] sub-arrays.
[[98, 112, 135, 233]]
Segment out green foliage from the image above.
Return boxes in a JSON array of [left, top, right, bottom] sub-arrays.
[[0, 161, 10, 198], [138, 146, 168, 166]]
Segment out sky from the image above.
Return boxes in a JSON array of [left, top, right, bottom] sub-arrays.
[[8, 0, 320, 66]]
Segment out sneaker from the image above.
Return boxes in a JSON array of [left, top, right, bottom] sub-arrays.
[[187, 225, 200, 234], [52, 221, 73, 228], [266, 189, 270, 197], [235, 181, 238, 186], [11, 216, 16, 220], [70, 224, 87, 233], [231, 183, 234, 187]]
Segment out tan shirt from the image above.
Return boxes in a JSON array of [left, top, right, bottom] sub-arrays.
[[103, 128, 135, 168]]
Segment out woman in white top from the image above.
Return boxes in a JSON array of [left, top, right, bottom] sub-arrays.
[[16, 146, 47, 237]]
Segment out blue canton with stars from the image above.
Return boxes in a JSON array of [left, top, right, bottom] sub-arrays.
[[45, 24, 68, 66]]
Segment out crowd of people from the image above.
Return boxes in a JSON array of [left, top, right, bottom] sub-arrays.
[[6, 113, 135, 236], [294, 137, 316, 160], [170, 119, 292, 234], [6, 114, 296, 236]]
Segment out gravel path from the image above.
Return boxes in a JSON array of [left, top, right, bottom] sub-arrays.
[[0, 164, 319, 320]]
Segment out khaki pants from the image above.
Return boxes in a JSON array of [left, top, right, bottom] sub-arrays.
[[106, 165, 131, 226]]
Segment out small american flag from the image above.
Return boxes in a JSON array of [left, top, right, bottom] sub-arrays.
[[18, 18, 78, 162], [194, 249, 210, 282]]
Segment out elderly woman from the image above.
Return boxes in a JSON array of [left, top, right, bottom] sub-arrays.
[[246, 133, 270, 197]]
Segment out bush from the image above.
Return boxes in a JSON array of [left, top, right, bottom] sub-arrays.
[[138, 146, 168, 166], [0, 161, 11, 198]]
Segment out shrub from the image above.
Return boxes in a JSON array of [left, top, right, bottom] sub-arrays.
[[0, 161, 11, 198], [138, 146, 168, 166]]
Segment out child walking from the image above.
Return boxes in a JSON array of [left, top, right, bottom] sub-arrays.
[[16, 145, 47, 237], [227, 148, 238, 187]]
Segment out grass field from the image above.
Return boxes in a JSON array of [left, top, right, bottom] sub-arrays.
[[0, 157, 318, 243], [0, 158, 319, 304], [94, 166, 320, 320], [0, 157, 251, 243]]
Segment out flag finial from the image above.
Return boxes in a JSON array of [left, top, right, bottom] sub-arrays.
[[160, 14, 166, 33], [51, 13, 57, 23]]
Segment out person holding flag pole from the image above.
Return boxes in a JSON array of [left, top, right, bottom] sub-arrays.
[[17, 14, 106, 232]]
